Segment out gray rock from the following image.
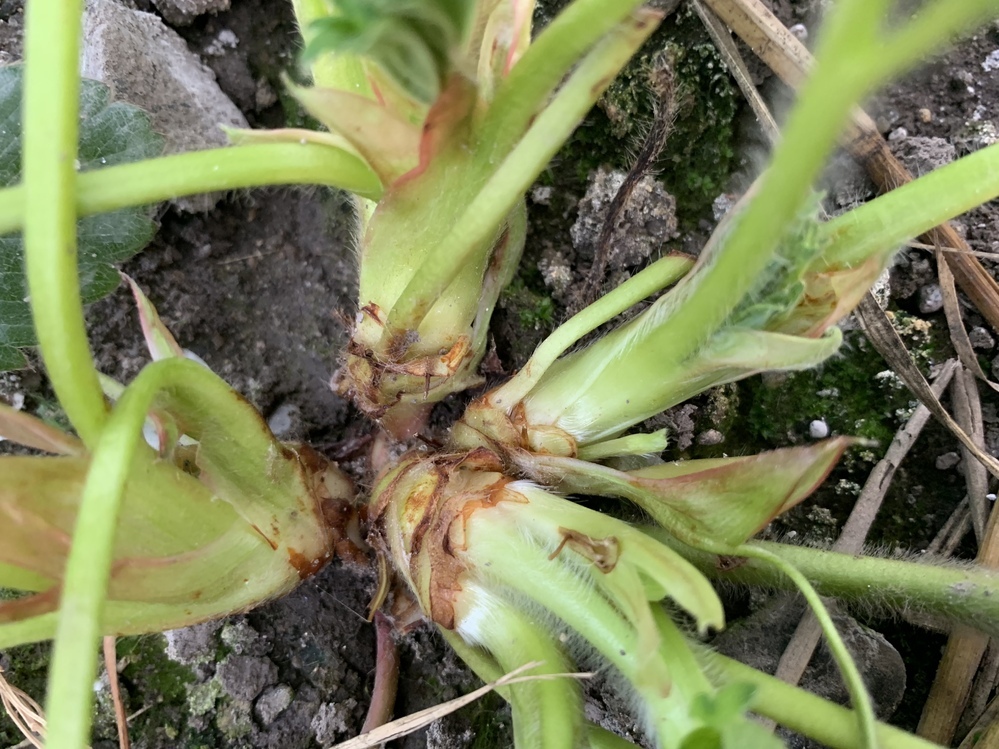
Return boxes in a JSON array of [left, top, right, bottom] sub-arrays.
[[571, 167, 678, 268], [254, 684, 294, 726], [696, 429, 724, 446], [918, 283, 944, 314], [255, 78, 279, 111], [312, 699, 359, 745], [220, 618, 269, 656], [954, 120, 999, 155], [969, 326, 995, 350], [890, 136, 956, 176], [81, 0, 248, 212], [151, 0, 228, 26], [713, 594, 906, 748], [163, 620, 222, 665], [216, 654, 279, 702], [935, 452, 961, 470], [890, 252, 934, 300], [538, 247, 573, 297], [0, 6, 23, 65], [711, 192, 738, 221], [426, 719, 476, 749], [661, 403, 698, 452]]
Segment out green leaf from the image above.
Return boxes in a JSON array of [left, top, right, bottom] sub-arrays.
[[680, 684, 783, 749], [0, 65, 164, 371], [304, 0, 474, 103], [0, 343, 24, 368]]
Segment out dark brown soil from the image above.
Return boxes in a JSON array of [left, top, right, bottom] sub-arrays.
[[3, 1, 999, 748]]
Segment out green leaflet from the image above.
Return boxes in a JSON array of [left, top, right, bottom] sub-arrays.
[[727, 194, 825, 331], [304, 0, 474, 103], [0, 65, 164, 369], [679, 683, 781, 749]]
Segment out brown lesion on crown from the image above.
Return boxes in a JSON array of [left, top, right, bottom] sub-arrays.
[[334, 329, 479, 437], [549, 528, 621, 574], [368, 449, 519, 631]]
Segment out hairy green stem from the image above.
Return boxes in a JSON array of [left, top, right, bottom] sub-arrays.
[[44, 404, 144, 748], [0, 142, 382, 236], [645, 530, 999, 638], [603, 0, 997, 396], [290, 0, 371, 94], [615, 5, 866, 383], [472, 530, 703, 747], [704, 651, 942, 749], [577, 430, 668, 461], [440, 630, 638, 749], [43, 357, 231, 748], [471, 589, 583, 749], [476, 0, 647, 161], [22, 0, 105, 448]]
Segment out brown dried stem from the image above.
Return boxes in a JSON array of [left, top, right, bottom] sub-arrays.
[[0, 665, 46, 748], [103, 636, 130, 749]]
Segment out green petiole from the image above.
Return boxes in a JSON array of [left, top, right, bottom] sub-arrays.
[[22, 0, 102, 448], [733, 543, 879, 749], [0, 141, 383, 236]]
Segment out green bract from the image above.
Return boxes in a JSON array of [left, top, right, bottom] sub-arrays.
[[0, 290, 356, 649]]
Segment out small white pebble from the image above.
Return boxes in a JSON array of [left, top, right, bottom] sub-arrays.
[[918, 283, 944, 314], [789, 23, 808, 42], [808, 419, 829, 439], [988, 493, 997, 502], [267, 402, 300, 437]]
